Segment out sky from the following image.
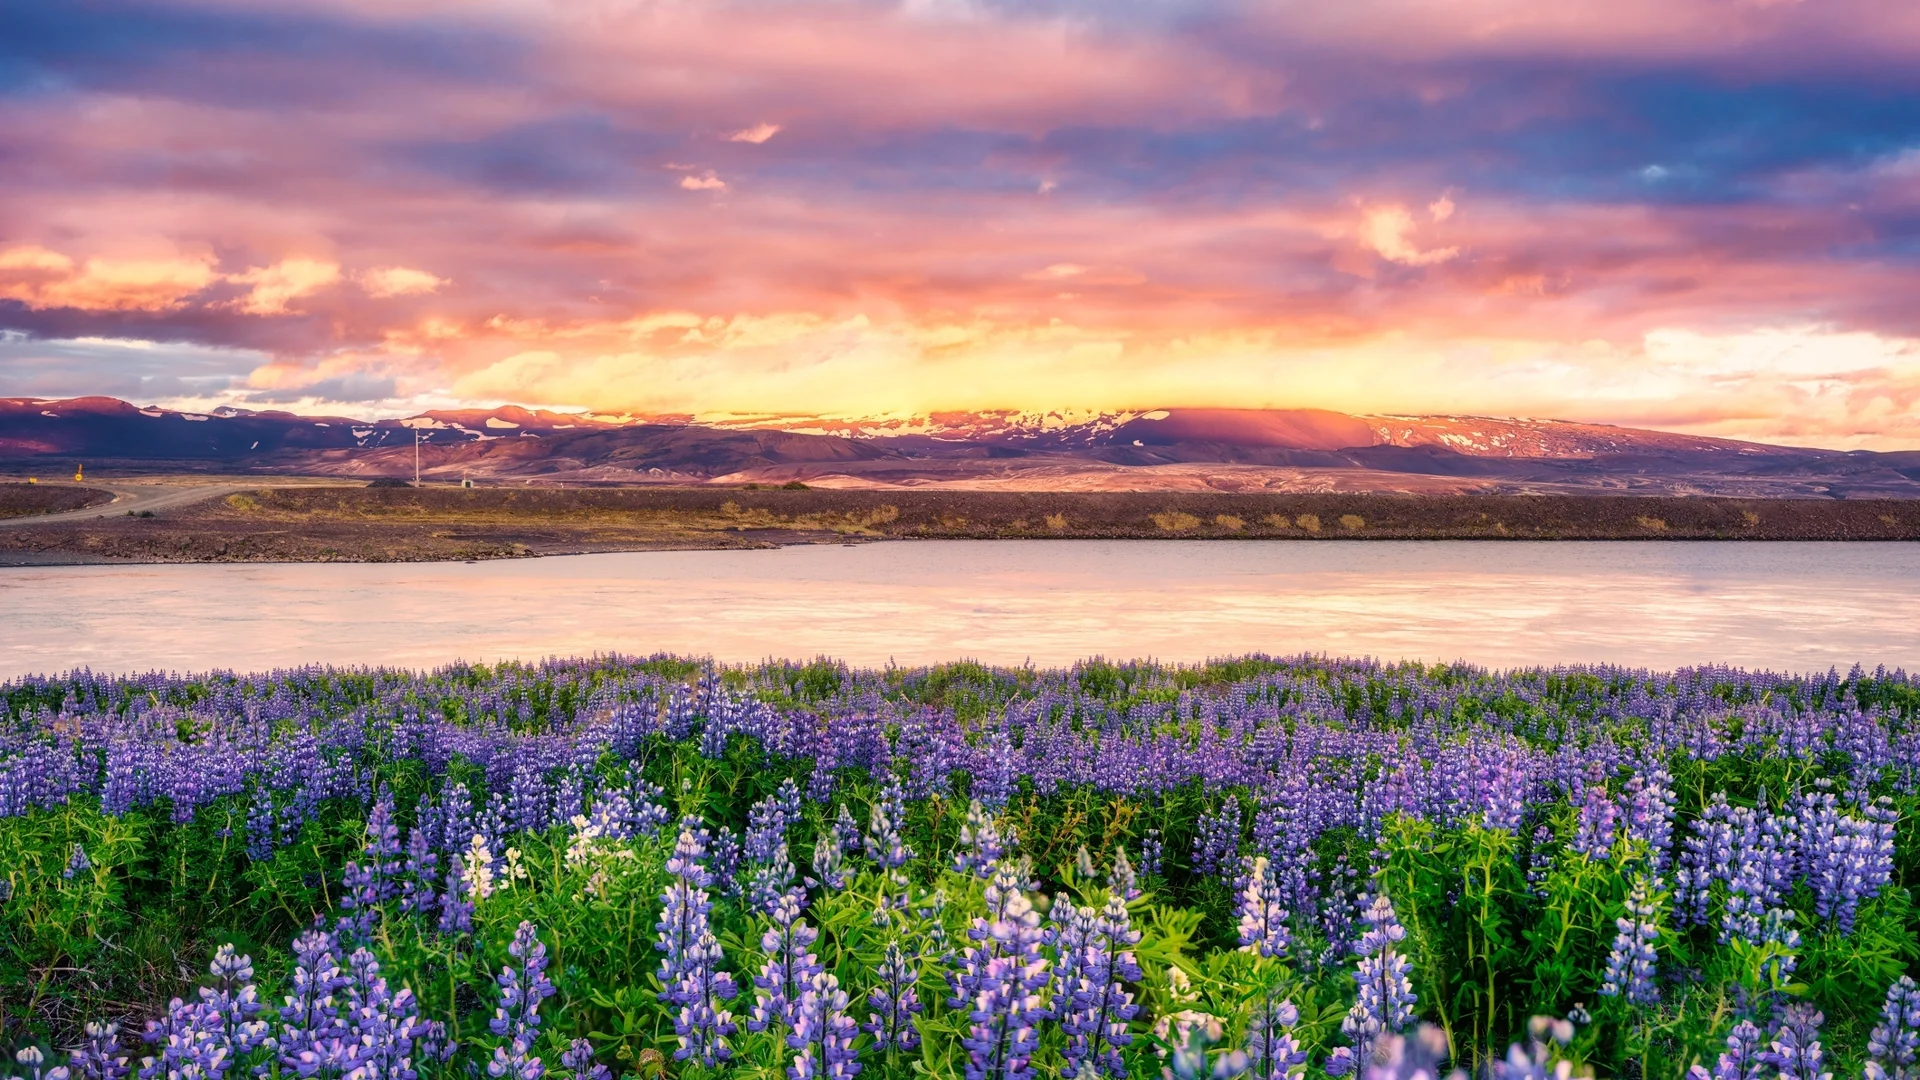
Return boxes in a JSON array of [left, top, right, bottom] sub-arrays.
[[2, 0, 1919, 448]]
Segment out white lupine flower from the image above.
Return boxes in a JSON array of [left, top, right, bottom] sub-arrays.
[[462, 834, 497, 899]]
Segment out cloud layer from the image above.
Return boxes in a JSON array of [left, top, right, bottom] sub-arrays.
[[2, 0, 1919, 446]]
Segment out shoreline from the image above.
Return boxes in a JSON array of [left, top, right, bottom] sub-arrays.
[[6, 531, 1919, 569], [2, 484, 1918, 565]]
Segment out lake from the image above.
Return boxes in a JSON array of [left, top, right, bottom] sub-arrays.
[[1, 540, 1915, 677]]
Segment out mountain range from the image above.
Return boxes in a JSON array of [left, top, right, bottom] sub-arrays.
[[4, 396, 1919, 497]]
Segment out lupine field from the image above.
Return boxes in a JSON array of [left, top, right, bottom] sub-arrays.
[[2, 655, 1918, 1080]]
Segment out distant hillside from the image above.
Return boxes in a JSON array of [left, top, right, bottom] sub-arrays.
[[754, 408, 1792, 460], [3, 396, 1917, 497]]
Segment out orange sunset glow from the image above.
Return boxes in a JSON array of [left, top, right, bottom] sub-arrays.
[[3, 0, 1919, 447]]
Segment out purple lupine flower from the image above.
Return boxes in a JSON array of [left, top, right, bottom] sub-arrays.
[[1721, 806, 1792, 948], [1524, 824, 1554, 898], [71, 1021, 130, 1080], [1047, 896, 1094, 1019], [400, 824, 439, 917], [709, 826, 745, 899], [1164, 1018, 1246, 1080], [750, 893, 825, 1035], [657, 825, 719, 1002], [1799, 793, 1897, 935], [954, 799, 1009, 878], [100, 742, 140, 819], [1743, 907, 1802, 990], [1571, 785, 1618, 861], [1325, 1024, 1449, 1080], [437, 864, 474, 937], [608, 771, 672, 838], [487, 1039, 544, 1080], [559, 1040, 610, 1080], [668, 815, 713, 881], [1619, 770, 1677, 871], [505, 761, 549, 835], [139, 1000, 228, 1080], [1243, 997, 1306, 1080], [1480, 756, 1528, 833], [788, 971, 861, 1080], [411, 791, 446, 862], [1674, 796, 1734, 929], [1192, 797, 1241, 880], [809, 830, 849, 893], [1138, 830, 1163, 877], [865, 941, 923, 1054], [1496, 1016, 1578, 1080], [1107, 846, 1140, 902], [141, 944, 273, 1080], [1235, 856, 1290, 959], [671, 931, 739, 1067], [491, 921, 557, 1043], [586, 787, 635, 842], [341, 947, 428, 1080], [832, 802, 860, 841], [698, 695, 732, 760], [1759, 1004, 1831, 1080], [339, 795, 403, 943], [1073, 846, 1098, 882], [809, 805, 858, 892], [1057, 894, 1141, 1080], [436, 782, 477, 860], [200, 945, 270, 1060], [415, 1020, 457, 1072], [747, 840, 802, 916], [63, 842, 92, 879], [363, 792, 403, 887], [14, 1046, 71, 1080], [1317, 859, 1362, 972], [663, 684, 696, 741], [653, 818, 736, 1062], [963, 955, 1043, 1080], [1598, 876, 1661, 1007], [745, 780, 803, 862], [271, 928, 351, 1076], [552, 768, 586, 829], [1867, 976, 1920, 1080], [1331, 894, 1416, 1070], [863, 779, 915, 871], [244, 787, 278, 863], [949, 863, 1051, 1012], [1696, 1019, 1765, 1080]]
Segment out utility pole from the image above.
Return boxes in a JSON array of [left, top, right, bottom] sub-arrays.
[[414, 430, 422, 487]]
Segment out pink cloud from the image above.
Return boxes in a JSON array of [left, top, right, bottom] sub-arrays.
[[726, 122, 782, 144], [227, 259, 343, 315], [1358, 205, 1460, 267], [2, 0, 1919, 447], [357, 266, 447, 298], [0, 245, 221, 312]]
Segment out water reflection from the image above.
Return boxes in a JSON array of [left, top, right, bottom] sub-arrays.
[[0, 540, 1915, 676]]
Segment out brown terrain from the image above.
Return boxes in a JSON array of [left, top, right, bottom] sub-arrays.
[[0, 482, 114, 518], [2, 484, 1918, 564]]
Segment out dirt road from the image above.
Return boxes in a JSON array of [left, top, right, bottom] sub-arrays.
[[0, 482, 246, 527]]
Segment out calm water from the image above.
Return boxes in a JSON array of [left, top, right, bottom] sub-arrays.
[[1, 540, 1916, 677]]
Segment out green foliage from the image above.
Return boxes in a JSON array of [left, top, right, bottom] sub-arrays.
[[3, 658, 1918, 1080]]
